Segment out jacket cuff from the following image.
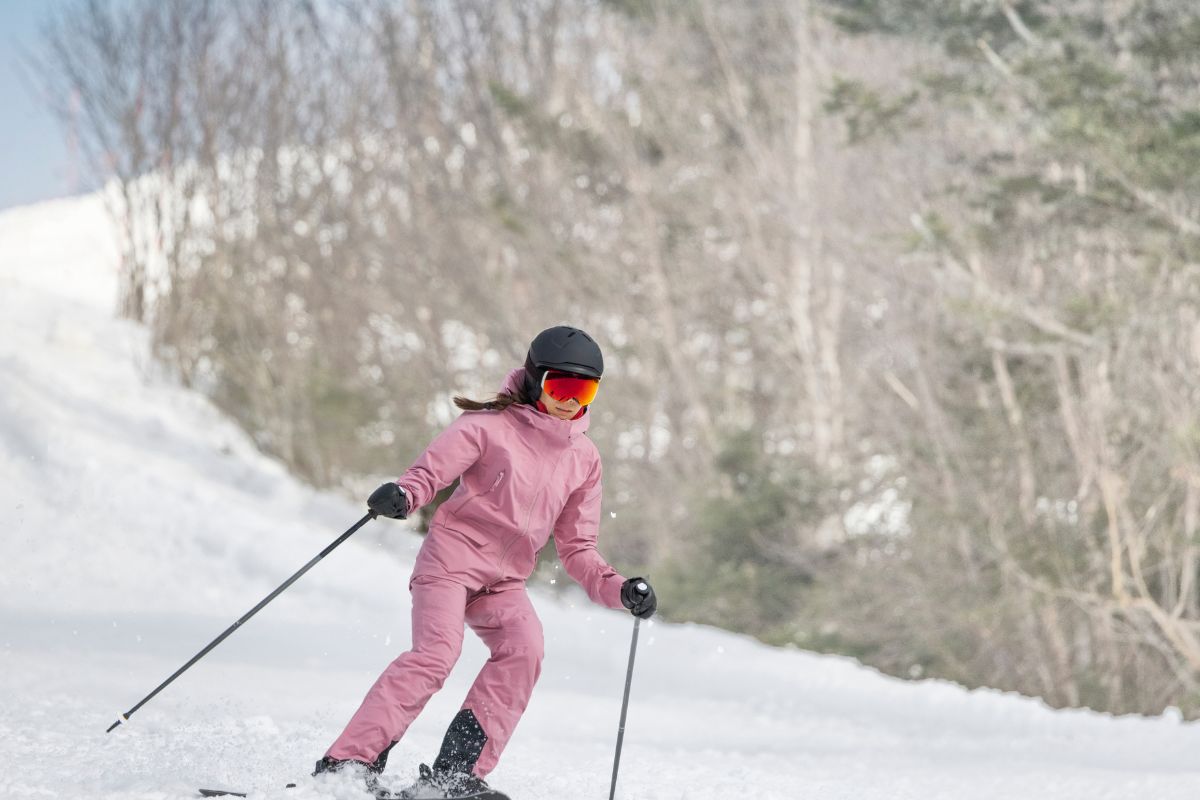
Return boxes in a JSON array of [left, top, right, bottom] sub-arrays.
[[602, 574, 627, 611]]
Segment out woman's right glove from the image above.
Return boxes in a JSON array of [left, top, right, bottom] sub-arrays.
[[620, 577, 657, 619], [368, 482, 409, 519]]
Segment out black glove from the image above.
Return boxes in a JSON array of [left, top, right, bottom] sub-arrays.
[[620, 577, 657, 619], [368, 482, 409, 519]]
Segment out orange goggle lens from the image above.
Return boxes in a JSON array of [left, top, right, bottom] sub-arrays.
[[541, 370, 600, 406]]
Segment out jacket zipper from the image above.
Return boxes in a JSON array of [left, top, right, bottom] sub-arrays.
[[491, 450, 570, 585], [461, 470, 510, 601]]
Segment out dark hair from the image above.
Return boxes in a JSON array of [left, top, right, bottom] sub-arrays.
[[453, 387, 531, 412]]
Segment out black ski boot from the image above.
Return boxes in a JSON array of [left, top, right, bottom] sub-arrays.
[[313, 741, 399, 796], [395, 709, 508, 799], [398, 763, 509, 800]]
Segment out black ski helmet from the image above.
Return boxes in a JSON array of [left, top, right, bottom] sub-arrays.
[[523, 325, 604, 399]]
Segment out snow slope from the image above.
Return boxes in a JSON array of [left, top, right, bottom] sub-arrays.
[[2, 194, 1200, 800]]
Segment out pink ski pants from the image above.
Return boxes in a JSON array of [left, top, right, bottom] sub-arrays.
[[326, 575, 544, 777]]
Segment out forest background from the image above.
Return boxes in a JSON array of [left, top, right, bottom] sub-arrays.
[[37, 0, 1200, 719]]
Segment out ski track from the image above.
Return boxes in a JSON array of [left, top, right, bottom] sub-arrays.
[[3, 194, 1200, 799]]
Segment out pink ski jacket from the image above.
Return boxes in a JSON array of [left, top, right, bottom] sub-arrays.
[[395, 367, 626, 610]]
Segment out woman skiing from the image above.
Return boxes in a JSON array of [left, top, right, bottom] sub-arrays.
[[314, 325, 657, 800]]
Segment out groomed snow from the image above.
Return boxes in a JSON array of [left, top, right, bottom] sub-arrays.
[[2, 194, 1200, 800]]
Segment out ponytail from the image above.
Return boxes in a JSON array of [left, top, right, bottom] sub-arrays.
[[453, 388, 531, 412]]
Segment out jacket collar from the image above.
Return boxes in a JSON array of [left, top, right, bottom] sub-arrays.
[[500, 366, 591, 441]]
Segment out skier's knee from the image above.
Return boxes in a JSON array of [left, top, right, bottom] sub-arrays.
[[496, 622, 544, 669], [408, 638, 463, 676], [527, 636, 544, 667], [523, 619, 545, 665]]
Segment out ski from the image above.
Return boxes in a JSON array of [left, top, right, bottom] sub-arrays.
[[199, 777, 507, 799], [198, 784, 295, 798], [197, 784, 473, 800]]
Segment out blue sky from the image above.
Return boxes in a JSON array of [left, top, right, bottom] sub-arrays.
[[1, 0, 75, 211]]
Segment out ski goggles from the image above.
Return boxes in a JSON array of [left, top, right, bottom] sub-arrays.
[[541, 369, 601, 406]]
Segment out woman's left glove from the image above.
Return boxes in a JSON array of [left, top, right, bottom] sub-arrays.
[[368, 482, 409, 519], [621, 577, 657, 619]]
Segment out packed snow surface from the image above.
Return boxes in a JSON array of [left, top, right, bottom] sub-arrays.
[[3, 194, 1200, 800]]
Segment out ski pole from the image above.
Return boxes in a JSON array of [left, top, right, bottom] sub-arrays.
[[608, 583, 649, 800], [106, 510, 377, 733]]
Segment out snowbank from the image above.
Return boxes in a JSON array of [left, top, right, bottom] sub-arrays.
[[2, 194, 1199, 799]]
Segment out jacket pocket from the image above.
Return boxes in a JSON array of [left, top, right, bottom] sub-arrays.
[[447, 470, 506, 518], [447, 524, 492, 549]]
